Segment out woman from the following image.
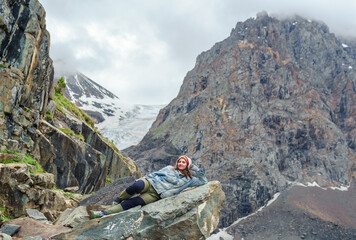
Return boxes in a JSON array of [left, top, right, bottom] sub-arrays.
[[89, 155, 208, 219]]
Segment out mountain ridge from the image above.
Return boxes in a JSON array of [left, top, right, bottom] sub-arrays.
[[125, 12, 356, 229], [55, 71, 164, 149]]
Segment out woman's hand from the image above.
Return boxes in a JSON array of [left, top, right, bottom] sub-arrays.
[[190, 164, 203, 173]]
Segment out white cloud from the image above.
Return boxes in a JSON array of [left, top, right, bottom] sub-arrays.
[[41, 0, 356, 104]]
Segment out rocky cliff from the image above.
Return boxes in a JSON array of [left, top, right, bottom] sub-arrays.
[[125, 12, 356, 227], [0, 0, 140, 221]]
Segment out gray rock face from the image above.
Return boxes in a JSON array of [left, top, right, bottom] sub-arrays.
[[0, 0, 140, 198], [0, 0, 54, 152], [125, 13, 356, 227], [53, 181, 226, 240]]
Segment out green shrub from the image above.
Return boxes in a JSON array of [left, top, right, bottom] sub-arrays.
[[55, 77, 67, 95]]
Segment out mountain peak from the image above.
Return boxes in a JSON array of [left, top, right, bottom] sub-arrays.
[[125, 15, 356, 228]]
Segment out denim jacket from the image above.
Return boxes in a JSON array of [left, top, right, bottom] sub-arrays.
[[144, 165, 208, 198]]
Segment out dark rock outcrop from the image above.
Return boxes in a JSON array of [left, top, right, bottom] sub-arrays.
[[125, 12, 356, 227], [53, 181, 226, 240], [223, 179, 356, 240], [0, 0, 54, 152]]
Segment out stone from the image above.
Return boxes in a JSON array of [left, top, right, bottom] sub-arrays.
[[53, 181, 225, 240], [54, 206, 89, 228], [64, 186, 79, 193], [24, 236, 43, 240], [26, 209, 49, 224], [3, 217, 71, 239], [0, 233, 12, 240], [31, 173, 55, 189], [0, 224, 20, 236]]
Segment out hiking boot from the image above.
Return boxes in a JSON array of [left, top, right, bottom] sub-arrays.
[[89, 210, 106, 219]]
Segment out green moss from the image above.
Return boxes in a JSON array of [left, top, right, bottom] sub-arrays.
[[52, 185, 75, 198], [54, 93, 95, 128], [58, 128, 84, 141], [106, 175, 111, 185], [0, 205, 12, 222], [45, 110, 54, 121], [58, 128, 74, 136], [1, 214, 12, 222], [75, 134, 85, 142], [0, 149, 44, 173]]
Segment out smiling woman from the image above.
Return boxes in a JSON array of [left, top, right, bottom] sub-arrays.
[[89, 155, 208, 219]]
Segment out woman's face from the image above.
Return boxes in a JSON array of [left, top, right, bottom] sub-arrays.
[[177, 158, 187, 170]]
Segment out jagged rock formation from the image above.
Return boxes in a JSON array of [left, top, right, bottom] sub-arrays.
[[0, 0, 140, 223], [53, 181, 225, 240], [0, 0, 53, 152], [0, 162, 75, 220], [125, 12, 356, 227]]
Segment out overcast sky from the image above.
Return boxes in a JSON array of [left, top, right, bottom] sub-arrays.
[[40, 0, 356, 105]]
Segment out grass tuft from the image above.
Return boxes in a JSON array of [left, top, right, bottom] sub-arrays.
[[54, 93, 95, 128], [0, 149, 44, 173]]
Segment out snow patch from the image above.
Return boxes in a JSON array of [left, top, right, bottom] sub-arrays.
[[292, 181, 350, 191], [207, 230, 233, 240], [98, 104, 165, 149], [342, 43, 349, 48]]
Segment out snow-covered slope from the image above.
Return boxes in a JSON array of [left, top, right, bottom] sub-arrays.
[[54, 71, 164, 149], [97, 104, 164, 150]]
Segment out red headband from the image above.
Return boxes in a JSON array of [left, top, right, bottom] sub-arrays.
[[179, 156, 190, 166]]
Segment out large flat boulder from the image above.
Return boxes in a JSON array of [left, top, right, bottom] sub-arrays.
[[53, 181, 225, 240], [2, 217, 71, 239]]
